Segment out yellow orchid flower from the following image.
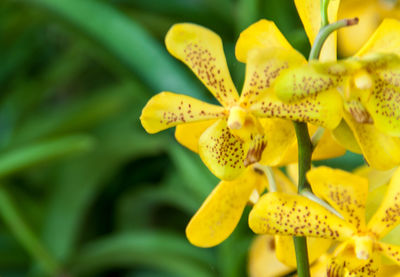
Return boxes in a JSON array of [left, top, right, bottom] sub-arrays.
[[249, 166, 400, 276], [246, 166, 332, 277], [338, 0, 400, 56], [140, 14, 344, 180], [274, 18, 400, 170]]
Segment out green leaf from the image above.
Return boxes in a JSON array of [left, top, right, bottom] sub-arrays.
[[12, 81, 145, 145], [40, 115, 166, 262], [168, 142, 217, 202], [116, 174, 201, 230], [0, 186, 60, 275], [235, 0, 259, 34], [0, 135, 94, 179], [70, 231, 216, 277], [25, 0, 204, 97]]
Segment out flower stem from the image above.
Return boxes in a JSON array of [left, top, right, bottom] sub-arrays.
[[320, 0, 330, 27], [292, 121, 313, 277], [293, 122, 313, 193], [308, 17, 359, 60], [293, 236, 310, 277]]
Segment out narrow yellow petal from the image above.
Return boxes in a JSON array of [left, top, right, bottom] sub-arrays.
[[343, 112, 400, 170], [307, 166, 368, 230], [294, 0, 340, 61], [274, 63, 343, 103], [235, 19, 298, 63], [250, 88, 343, 130], [175, 120, 216, 152], [140, 92, 226, 133], [275, 235, 331, 267], [368, 167, 400, 238], [332, 119, 363, 154], [356, 18, 400, 57], [249, 192, 355, 239], [165, 23, 239, 107], [248, 235, 294, 277], [240, 47, 306, 108], [186, 167, 267, 247]]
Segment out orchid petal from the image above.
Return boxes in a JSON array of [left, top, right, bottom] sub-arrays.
[[175, 119, 216, 152], [368, 167, 400, 238], [240, 47, 306, 108], [186, 167, 267, 247], [378, 242, 400, 267], [258, 118, 297, 166], [166, 23, 239, 107], [199, 119, 246, 180], [332, 119, 362, 154], [356, 19, 400, 57], [199, 119, 267, 180], [377, 265, 400, 277], [249, 192, 356, 239], [140, 92, 226, 133], [248, 235, 294, 277], [343, 112, 400, 170], [363, 78, 400, 136], [274, 63, 344, 103], [307, 166, 368, 229], [235, 19, 299, 63], [250, 88, 343, 130], [338, 0, 381, 57], [328, 244, 380, 277], [311, 127, 346, 160]]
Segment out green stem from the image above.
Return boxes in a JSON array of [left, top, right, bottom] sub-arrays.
[[0, 186, 61, 275], [308, 17, 359, 60], [293, 236, 310, 277], [293, 122, 313, 193], [320, 0, 330, 27], [292, 121, 313, 277]]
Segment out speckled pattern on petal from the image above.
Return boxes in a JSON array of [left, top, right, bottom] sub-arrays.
[[166, 23, 239, 107], [368, 167, 400, 238], [308, 166, 369, 230], [140, 92, 226, 133], [249, 192, 356, 239]]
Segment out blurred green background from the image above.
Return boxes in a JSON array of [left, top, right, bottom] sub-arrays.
[[0, 1, 363, 276]]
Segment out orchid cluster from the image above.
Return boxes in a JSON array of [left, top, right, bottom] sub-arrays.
[[140, 0, 400, 276]]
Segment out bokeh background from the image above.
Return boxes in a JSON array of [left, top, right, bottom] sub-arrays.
[[0, 1, 364, 276]]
